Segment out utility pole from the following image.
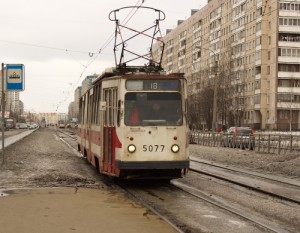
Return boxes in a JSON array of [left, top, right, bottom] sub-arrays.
[[1, 63, 5, 163]]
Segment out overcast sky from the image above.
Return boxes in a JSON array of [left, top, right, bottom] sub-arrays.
[[0, 0, 207, 113]]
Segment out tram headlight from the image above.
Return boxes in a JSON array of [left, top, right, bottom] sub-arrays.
[[128, 144, 136, 153], [171, 144, 180, 153]]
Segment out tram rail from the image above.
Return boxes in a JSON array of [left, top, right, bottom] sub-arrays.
[[189, 157, 300, 205], [171, 179, 291, 233]]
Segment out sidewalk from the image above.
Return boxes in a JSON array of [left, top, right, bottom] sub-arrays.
[[0, 129, 34, 150], [0, 187, 177, 233]]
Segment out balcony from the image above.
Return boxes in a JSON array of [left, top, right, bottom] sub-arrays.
[[278, 86, 300, 93], [254, 104, 261, 109], [279, 11, 299, 17], [278, 56, 300, 64], [277, 102, 300, 109], [279, 41, 300, 48], [232, 0, 246, 8], [278, 71, 300, 79], [279, 26, 300, 34], [255, 89, 261, 95], [255, 73, 261, 80]]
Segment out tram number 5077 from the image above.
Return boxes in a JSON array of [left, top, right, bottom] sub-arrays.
[[143, 145, 165, 152]]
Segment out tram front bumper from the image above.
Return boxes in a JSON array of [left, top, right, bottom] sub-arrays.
[[116, 160, 190, 170]]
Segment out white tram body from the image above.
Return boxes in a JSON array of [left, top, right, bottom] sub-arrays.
[[77, 70, 189, 179]]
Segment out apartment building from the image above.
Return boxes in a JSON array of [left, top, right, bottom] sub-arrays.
[[152, 0, 300, 130], [5, 91, 20, 114], [81, 74, 97, 95], [0, 69, 21, 116], [73, 86, 82, 119]]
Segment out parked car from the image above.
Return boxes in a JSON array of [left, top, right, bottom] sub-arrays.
[[29, 124, 36, 129], [18, 123, 28, 129], [222, 127, 255, 150]]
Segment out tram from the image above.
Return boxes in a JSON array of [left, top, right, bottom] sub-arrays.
[[58, 120, 65, 128], [77, 6, 189, 179], [77, 68, 189, 179]]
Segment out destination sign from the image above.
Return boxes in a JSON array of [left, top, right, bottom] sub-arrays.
[[126, 80, 180, 91]]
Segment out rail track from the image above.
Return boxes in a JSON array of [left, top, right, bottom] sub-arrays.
[[56, 128, 77, 139], [189, 157, 300, 205], [171, 178, 292, 233], [169, 156, 300, 233]]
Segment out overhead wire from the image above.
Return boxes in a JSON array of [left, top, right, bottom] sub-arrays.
[[71, 0, 146, 86], [55, 0, 146, 112], [0, 0, 147, 113], [0, 39, 98, 55]]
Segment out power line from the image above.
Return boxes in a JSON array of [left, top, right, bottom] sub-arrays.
[[0, 39, 99, 55], [55, 0, 146, 112]]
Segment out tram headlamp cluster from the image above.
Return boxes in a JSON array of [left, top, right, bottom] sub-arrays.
[[171, 144, 180, 153], [128, 144, 136, 153]]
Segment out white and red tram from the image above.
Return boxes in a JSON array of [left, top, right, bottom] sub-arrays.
[[77, 68, 189, 179]]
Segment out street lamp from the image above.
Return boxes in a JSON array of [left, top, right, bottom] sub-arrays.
[[195, 46, 218, 131]]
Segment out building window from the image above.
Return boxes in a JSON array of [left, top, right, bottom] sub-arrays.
[[279, 110, 289, 120], [278, 64, 300, 72], [256, 22, 261, 32], [278, 47, 300, 57]]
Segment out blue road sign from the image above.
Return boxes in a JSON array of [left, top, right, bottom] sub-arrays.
[[6, 64, 25, 91]]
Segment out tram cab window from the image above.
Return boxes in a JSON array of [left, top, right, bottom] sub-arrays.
[[124, 92, 182, 126]]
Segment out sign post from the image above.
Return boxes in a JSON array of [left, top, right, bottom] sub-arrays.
[[1, 63, 4, 164], [1, 63, 25, 164]]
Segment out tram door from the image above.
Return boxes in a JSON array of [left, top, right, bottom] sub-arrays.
[[102, 88, 118, 175]]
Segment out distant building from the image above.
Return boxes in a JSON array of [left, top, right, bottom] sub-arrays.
[[39, 113, 58, 126], [19, 100, 24, 116], [81, 74, 97, 95], [68, 101, 76, 119], [74, 86, 82, 119], [71, 75, 98, 120], [0, 68, 21, 118]]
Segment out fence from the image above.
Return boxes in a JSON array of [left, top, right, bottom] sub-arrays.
[[189, 131, 300, 155]]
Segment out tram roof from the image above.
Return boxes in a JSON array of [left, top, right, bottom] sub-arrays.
[[93, 66, 185, 85]]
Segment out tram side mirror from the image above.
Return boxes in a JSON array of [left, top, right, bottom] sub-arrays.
[[100, 101, 106, 110]]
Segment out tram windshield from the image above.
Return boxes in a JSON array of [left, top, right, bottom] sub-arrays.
[[124, 92, 183, 126]]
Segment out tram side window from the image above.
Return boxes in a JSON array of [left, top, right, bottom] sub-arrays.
[[85, 93, 89, 125], [104, 90, 110, 125], [117, 100, 121, 127], [89, 93, 93, 124], [103, 88, 118, 126], [79, 98, 83, 124], [82, 94, 88, 125], [112, 89, 118, 125], [92, 85, 101, 125]]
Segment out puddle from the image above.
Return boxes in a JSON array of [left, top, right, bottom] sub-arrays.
[[0, 190, 9, 197]]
